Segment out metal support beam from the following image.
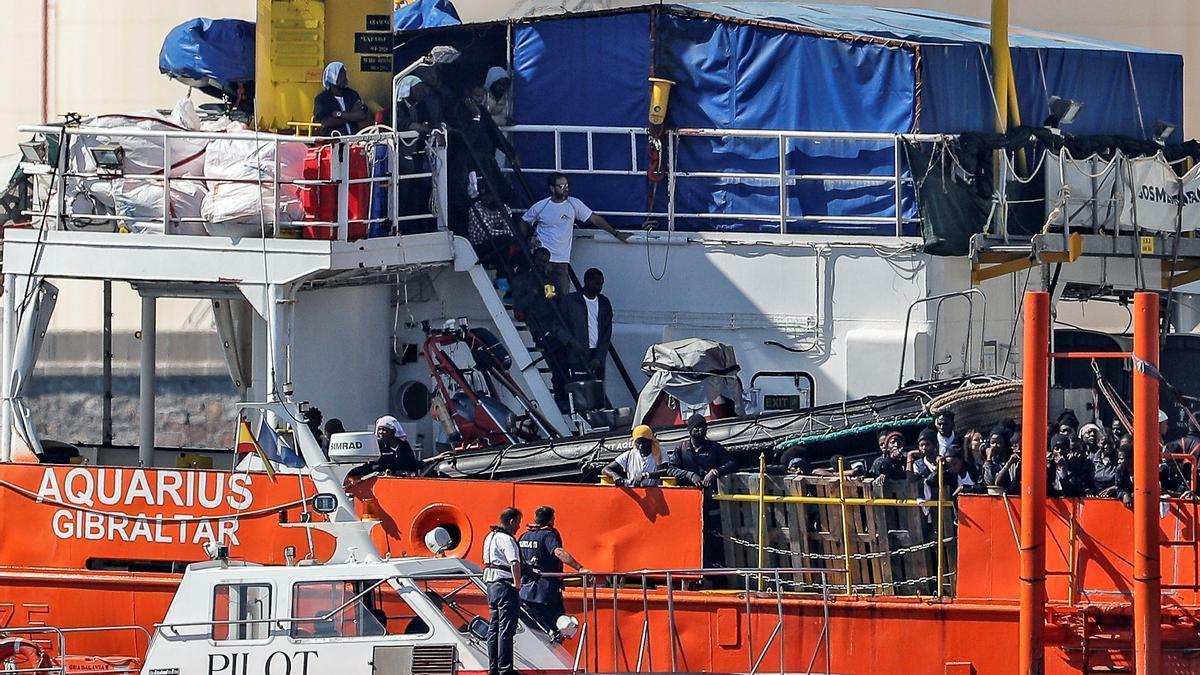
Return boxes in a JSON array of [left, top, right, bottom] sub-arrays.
[[1, 274, 15, 462], [1132, 291, 1162, 675], [138, 295, 156, 466], [102, 280, 113, 447], [1019, 290, 1049, 675]]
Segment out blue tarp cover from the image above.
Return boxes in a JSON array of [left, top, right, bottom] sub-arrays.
[[502, 4, 1184, 234], [158, 18, 255, 94], [394, 0, 462, 32]]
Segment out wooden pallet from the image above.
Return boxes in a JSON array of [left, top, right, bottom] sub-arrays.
[[717, 473, 955, 596]]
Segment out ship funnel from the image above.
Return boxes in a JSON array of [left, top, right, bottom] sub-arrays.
[[327, 432, 380, 463]]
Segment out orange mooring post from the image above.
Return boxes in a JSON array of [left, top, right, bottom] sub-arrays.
[[1132, 291, 1162, 675], [1019, 291, 1049, 675]]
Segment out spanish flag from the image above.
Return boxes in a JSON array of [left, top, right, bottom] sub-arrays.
[[236, 416, 277, 481]]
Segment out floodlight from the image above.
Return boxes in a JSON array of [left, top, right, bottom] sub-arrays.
[[1154, 120, 1178, 144], [1045, 96, 1083, 128], [87, 144, 125, 175], [312, 493, 338, 514], [18, 141, 47, 164]]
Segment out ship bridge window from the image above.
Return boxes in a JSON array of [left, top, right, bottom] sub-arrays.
[[291, 580, 428, 639], [212, 583, 272, 641]]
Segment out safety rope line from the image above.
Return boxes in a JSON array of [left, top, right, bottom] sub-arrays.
[[0, 477, 311, 523]]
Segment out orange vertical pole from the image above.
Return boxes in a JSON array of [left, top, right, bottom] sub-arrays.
[[1132, 291, 1161, 675], [1019, 291, 1049, 675]]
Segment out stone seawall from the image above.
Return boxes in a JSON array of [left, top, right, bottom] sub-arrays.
[[26, 375, 238, 449]]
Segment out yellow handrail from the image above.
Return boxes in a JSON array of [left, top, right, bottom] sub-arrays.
[[757, 452, 767, 591], [936, 460, 945, 598], [837, 457, 853, 595]]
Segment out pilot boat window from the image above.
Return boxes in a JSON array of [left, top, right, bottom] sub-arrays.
[[415, 579, 491, 635], [212, 583, 272, 641], [291, 580, 428, 639]]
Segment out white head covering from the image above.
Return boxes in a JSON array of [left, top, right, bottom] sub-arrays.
[[1159, 409, 1169, 423], [396, 75, 422, 100], [375, 415, 407, 440], [484, 66, 509, 90], [323, 61, 346, 90]]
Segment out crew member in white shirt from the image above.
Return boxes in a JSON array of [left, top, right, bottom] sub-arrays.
[[483, 508, 523, 675], [603, 425, 662, 487], [521, 172, 630, 297]]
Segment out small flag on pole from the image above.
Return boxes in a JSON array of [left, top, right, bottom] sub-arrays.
[[236, 416, 277, 481], [257, 415, 306, 469]]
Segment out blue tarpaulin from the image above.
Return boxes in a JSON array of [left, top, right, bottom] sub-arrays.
[[394, 0, 462, 32], [158, 18, 255, 95], [462, 3, 1183, 234]]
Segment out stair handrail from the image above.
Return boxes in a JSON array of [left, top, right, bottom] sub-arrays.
[[444, 125, 639, 402]]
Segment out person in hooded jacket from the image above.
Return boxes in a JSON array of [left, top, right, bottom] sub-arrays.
[[313, 61, 369, 136], [662, 414, 738, 488]]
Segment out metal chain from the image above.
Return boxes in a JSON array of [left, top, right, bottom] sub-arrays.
[[714, 531, 954, 561], [768, 571, 955, 593]]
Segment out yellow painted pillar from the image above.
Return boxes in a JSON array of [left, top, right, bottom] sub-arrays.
[[255, 0, 393, 132]]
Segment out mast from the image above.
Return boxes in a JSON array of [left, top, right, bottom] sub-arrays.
[[1132, 293, 1162, 675], [990, 0, 1012, 134]]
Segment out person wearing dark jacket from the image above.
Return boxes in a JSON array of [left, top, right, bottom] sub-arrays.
[[518, 506, 587, 639], [1093, 440, 1133, 506], [348, 416, 421, 478], [561, 268, 613, 384], [663, 414, 738, 488], [982, 425, 1020, 494], [313, 62, 369, 136], [870, 431, 908, 481], [1049, 433, 1094, 497]]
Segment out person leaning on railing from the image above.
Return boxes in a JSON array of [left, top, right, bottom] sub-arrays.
[[659, 414, 738, 488]]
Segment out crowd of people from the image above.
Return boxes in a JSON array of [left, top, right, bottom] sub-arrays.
[[776, 408, 1199, 507], [313, 60, 635, 412]]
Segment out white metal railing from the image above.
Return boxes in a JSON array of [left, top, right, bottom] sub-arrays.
[[506, 124, 945, 237], [0, 624, 152, 674], [16, 124, 446, 242]]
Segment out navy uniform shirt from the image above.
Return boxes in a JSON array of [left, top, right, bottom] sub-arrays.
[[518, 526, 564, 604]]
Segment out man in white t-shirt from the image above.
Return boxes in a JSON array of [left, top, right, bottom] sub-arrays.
[[602, 425, 662, 487], [483, 507, 523, 675], [521, 172, 631, 297]]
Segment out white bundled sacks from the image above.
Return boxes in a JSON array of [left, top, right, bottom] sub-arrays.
[[200, 122, 307, 236], [42, 101, 218, 230], [70, 100, 211, 178], [112, 179, 209, 234]]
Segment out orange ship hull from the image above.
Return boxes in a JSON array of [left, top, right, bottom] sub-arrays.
[[4, 465, 1200, 673]]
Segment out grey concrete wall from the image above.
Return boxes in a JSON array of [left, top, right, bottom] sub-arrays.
[[25, 374, 238, 450]]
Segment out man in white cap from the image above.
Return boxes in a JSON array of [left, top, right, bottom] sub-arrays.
[[348, 415, 421, 478]]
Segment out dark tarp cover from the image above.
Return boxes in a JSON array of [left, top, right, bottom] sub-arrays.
[[158, 18, 255, 96]]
